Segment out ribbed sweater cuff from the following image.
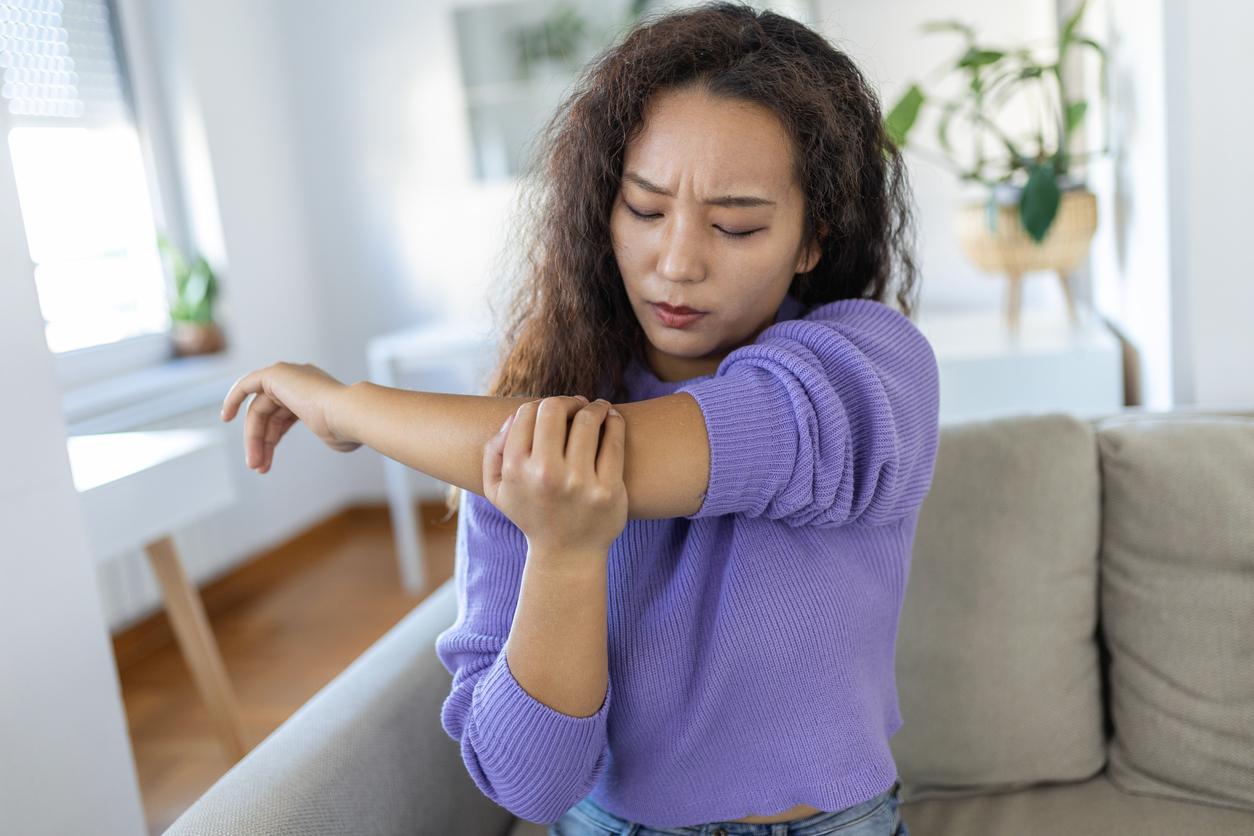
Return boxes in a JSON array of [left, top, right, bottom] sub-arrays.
[[678, 365, 796, 519], [467, 650, 611, 810]]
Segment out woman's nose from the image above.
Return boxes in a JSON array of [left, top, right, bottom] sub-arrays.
[[656, 216, 706, 283]]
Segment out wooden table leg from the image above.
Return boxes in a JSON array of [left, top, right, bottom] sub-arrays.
[[144, 536, 249, 761], [1004, 271, 1023, 334], [1056, 269, 1080, 325]]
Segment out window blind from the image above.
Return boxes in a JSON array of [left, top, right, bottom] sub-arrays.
[[0, 0, 130, 126]]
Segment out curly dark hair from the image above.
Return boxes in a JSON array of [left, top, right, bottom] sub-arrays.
[[445, 1, 919, 518]]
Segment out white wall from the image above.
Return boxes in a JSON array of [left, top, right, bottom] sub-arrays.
[[0, 108, 146, 836], [267, 0, 517, 382], [1084, 0, 1254, 410], [1083, 0, 1176, 409], [1161, 0, 1254, 407]]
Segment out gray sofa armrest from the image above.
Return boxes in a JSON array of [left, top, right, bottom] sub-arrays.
[[164, 579, 516, 836]]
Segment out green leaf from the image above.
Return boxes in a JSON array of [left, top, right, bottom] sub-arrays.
[[1020, 162, 1061, 242], [920, 19, 974, 40], [937, 100, 960, 155], [884, 83, 925, 147], [1060, 1, 1088, 52], [191, 257, 218, 302], [1074, 35, 1106, 61], [1065, 100, 1088, 132], [958, 48, 1004, 69]]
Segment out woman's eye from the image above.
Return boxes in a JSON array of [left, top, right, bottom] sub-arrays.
[[625, 203, 661, 220], [625, 204, 760, 238]]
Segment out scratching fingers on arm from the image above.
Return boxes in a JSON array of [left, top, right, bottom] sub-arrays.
[[597, 406, 625, 484], [565, 400, 611, 478]]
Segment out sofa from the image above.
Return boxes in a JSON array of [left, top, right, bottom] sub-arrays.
[[165, 406, 1254, 836]]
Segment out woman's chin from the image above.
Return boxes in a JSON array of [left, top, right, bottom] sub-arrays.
[[647, 330, 707, 355]]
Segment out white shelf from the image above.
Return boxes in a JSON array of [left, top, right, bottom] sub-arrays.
[[916, 305, 1124, 426]]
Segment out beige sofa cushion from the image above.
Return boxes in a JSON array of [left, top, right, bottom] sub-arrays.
[[899, 773, 1254, 836], [891, 413, 1106, 800], [1096, 414, 1254, 813]]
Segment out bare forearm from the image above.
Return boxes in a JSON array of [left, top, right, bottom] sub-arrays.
[[333, 381, 533, 496], [502, 551, 608, 717], [332, 381, 710, 517]]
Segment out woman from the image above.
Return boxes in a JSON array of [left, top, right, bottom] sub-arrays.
[[221, 3, 935, 833]]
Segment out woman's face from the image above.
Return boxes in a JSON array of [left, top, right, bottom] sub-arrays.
[[610, 85, 822, 382]]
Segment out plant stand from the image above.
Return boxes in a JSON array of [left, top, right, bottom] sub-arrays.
[[956, 188, 1097, 333], [1004, 269, 1081, 333]]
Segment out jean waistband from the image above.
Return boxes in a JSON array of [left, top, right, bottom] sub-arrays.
[[573, 779, 901, 836]]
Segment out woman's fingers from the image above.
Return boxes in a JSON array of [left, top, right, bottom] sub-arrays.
[[530, 396, 588, 464], [502, 400, 540, 470], [259, 408, 297, 473], [566, 400, 610, 476], [482, 411, 512, 500], [596, 406, 625, 481], [245, 391, 282, 470], [222, 369, 264, 422]]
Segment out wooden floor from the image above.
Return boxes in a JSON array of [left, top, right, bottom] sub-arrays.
[[114, 501, 458, 835]]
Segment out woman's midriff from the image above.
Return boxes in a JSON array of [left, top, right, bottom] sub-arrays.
[[729, 802, 826, 824]]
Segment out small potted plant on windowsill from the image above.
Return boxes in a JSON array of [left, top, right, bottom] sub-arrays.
[[158, 232, 226, 357], [883, 0, 1109, 332]]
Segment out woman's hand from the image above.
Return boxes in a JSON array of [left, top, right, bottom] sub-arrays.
[[220, 361, 360, 473], [484, 396, 628, 555]]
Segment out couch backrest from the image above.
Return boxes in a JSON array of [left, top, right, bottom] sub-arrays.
[[890, 412, 1106, 800], [891, 406, 1254, 813], [1085, 408, 1254, 814]]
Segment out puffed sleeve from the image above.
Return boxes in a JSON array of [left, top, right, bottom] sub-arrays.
[[675, 298, 940, 528], [434, 490, 612, 824]]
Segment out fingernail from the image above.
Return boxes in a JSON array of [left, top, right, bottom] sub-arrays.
[[609, 408, 621, 417], [575, 395, 589, 403]]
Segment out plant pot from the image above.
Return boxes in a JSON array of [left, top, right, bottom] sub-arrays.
[[171, 321, 226, 357], [955, 187, 1098, 332]]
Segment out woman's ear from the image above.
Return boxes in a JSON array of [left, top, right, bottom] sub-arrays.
[[797, 222, 829, 274]]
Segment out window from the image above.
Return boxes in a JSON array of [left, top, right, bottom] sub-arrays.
[[2, 0, 177, 368]]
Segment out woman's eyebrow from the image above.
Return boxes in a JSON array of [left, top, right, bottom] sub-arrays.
[[623, 170, 776, 208]]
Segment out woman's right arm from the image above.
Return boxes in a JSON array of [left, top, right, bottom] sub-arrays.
[[434, 492, 614, 825], [504, 547, 610, 718]]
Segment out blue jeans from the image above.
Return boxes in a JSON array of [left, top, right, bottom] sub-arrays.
[[549, 780, 908, 836]]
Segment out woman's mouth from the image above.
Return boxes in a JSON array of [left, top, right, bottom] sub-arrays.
[[650, 302, 706, 329]]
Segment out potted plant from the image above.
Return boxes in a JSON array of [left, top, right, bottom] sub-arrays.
[[884, 0, 1109, 331], [157, 232, 226, 356]]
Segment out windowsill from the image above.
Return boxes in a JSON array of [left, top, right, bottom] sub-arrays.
[[64, 351, 242, 435]]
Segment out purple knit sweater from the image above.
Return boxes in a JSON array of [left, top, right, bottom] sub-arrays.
[[435, 293, 941, 827]]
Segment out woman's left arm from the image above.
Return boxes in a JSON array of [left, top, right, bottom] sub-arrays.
[[221, 363, 711, 520], [333, 382, 710, 519]]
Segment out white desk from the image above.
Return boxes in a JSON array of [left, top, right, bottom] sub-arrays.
[[917, 305, 1124, 425], [67, 428, 247, 760], [367, 320, 498, 592]]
